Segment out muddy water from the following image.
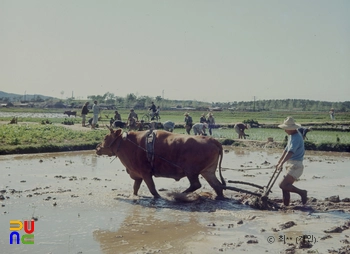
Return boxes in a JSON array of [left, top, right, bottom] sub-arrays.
[[1, 149, 350, 253]]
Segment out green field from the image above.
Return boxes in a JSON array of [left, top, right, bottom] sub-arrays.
[[0, 108, 349, 154], [1, 107, 350, 124]]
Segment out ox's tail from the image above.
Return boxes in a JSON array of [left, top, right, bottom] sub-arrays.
[[218, 148, 226, 186]]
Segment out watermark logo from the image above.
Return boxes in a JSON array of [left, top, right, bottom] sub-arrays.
[[9, 220, 35, 245]]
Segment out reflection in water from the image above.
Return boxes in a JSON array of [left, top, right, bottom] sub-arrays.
[[91, 154, 98, 169], [93, 205, 208, 254], [233, 149, 247, 156]]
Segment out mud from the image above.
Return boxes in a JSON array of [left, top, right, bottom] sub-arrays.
[[1, 148, 350, 253]]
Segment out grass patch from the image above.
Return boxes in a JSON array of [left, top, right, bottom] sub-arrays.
[[0, 124, 106, 155]]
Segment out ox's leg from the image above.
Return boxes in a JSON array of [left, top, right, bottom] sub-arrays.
[[183, 175, 201, 193], [142, 173, 161, 198], [132, 178, 143, 196], [200, 172, 224, 198], [127, 170, 143, 196]]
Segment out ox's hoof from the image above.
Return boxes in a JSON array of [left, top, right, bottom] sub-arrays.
[[215, 195, 227, 201]]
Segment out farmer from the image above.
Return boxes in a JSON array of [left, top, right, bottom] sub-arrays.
[[91, 101, 100, 129], [297, 127, 312, 140], [329, 108, 335, 121], [184, 112, 193, 135], [276, 116, 307, 206], [206, 112, 215, 136], [163, 120, 175, 132], [199, 113, 207, 123], [81, 102, 89, 127], [110, 110, 122, 127], [127, 108, 138, 130], [149, 102, 157, 120], [192, 123, 208, 135], [234, 123, 249, 139]]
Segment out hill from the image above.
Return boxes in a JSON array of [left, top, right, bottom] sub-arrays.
[[0, 91, 55, 102]]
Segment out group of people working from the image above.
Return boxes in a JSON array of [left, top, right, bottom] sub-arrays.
[[81, 100, 100, 129], [183, 112, 216, 136]]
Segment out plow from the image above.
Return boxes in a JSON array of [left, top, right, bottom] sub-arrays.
[[222, 166, 283, 209]]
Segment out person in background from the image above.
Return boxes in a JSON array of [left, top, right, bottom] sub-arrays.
[[276, 116, 307, 206], [206, 112, 215, 136], [163, 121, 175, 132], [81, 102, 89, 127], [91, 101, 100, 129], [329, 108, 335, 121], [234, 123, 249, 139], [149, 102, 157, 120], [297, 127, 312, 140], [184, 112, 193, 135], [199, 113, 207, 123], [192, 123, 208, 135], [127, 108, 138, 130], [110, 110, 121, 127]]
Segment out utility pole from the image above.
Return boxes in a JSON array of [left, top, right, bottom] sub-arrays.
[[253, 96, 256, 111]]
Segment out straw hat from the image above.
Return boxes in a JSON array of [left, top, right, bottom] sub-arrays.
[[184, 112, 189, 116], [278, 117, 301, 130]]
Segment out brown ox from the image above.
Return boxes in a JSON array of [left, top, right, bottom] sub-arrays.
[[96, 128, 226, 198]]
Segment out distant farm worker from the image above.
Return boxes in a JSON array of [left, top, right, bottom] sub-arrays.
[[149, 102, 157, 120], [329, 108, 335, 121], [199, 113, 207, 123], [127, 108, 138, 130], [206, 112, 215, 136], [234, 123, 249, 139], [276, 116, 307, 206], [163, 121, 175, 132], [192, 123, 208, 135], [91, 101, 100, 129], [297, 127, 312, 140], [81, 102, 89, 127], [184, 112, 193, 135], [110, 110, 122, 127]]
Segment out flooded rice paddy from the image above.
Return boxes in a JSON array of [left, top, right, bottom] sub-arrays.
[[0, 148, 350, 253]]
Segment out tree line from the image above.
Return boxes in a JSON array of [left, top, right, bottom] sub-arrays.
[[86, 93, 349, 112], [1, 91, 349, 112]]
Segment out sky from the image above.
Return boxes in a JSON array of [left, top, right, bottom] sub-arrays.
[[1, 0, 349, 103]]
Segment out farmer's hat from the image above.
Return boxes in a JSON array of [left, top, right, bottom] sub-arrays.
[[184, 112, 189, 116], [278, 117, 301, 130]]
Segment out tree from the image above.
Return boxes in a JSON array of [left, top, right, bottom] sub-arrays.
[[104, 92, 116, 104], [126, 93, 137, 108]]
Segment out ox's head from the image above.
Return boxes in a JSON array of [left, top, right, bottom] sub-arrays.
[[96, 126, 123, 157]]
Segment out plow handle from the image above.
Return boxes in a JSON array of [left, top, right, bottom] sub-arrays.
[[262, 166, 283, 197]]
